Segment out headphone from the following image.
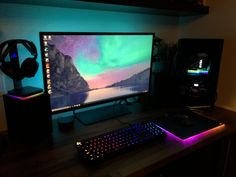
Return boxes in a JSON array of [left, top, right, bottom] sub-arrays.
[[0, 39, 39, 81]]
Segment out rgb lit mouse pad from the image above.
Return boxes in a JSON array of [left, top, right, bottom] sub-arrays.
[[155, 111, 223, 140]]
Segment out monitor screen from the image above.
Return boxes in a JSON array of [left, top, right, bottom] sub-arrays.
[[40, 32, 154, 113]]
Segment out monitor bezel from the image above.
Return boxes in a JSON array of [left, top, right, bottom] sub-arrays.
[[39, 32, 155, 114]]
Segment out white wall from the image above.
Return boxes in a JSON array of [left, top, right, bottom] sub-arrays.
[[0, 3, 179, 93], [179, 0, 236, 111], [2, 1, 236, 132], [0, 3, 179, 131]]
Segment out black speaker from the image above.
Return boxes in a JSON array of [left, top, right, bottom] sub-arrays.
[[3, 93, 52, 140], [173, 38, 224, 107]]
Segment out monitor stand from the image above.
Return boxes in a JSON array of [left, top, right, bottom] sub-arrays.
[[73, 103, 131, 126]]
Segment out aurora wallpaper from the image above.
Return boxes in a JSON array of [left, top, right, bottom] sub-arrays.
[[42, 33, 153, 112]]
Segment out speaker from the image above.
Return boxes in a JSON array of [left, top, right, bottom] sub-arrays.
[[0, 39, 38, 81], [3, 93, 52, 140], [173, 38, 224, 107]]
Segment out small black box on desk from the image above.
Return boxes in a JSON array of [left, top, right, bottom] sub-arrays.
[[3, 92, 52, 140]]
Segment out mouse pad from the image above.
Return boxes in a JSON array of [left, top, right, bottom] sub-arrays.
[[155, 110, 223, 140]]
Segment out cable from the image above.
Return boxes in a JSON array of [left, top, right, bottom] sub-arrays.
[[72, 109, 91, 126]]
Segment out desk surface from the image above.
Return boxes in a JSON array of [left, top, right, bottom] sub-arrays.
[[0, 104, 236, 177]]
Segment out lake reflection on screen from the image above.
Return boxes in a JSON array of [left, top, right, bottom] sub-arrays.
[[51, 86, 147, 111]]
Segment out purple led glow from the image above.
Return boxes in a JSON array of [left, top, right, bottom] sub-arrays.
[[182, 124, 225, 144], [7, 92, 43, 100], [158, 123, 225, 145]]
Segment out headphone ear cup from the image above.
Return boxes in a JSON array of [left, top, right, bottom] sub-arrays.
[[1, 61, 23, 80], [20, 57, 39, 78]]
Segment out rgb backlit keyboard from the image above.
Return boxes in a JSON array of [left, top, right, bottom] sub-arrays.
[[75, 120, 166, 162]]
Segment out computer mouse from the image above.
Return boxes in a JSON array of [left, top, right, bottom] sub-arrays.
[[57, 116, 74, 132]]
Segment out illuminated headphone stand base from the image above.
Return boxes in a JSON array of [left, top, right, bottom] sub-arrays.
[[8, 85, 43, 97]]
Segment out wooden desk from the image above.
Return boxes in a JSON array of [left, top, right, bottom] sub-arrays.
[[0, 105, 236, 177]]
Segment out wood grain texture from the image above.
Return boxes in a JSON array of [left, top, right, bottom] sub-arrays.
[[0, 105, 235, 177]]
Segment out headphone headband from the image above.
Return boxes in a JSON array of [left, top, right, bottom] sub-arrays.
[[0, 39, 37, 62]]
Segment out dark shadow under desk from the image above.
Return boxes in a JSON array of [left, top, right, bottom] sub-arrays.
[[0, 104, 236, 177]]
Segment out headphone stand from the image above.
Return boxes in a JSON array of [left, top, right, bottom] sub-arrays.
[[8, 86, 43, 97], [0, 39, 41, 98], [13, 79, 22, 90]]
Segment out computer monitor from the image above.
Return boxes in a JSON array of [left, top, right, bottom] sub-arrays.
[[40, 32, 154, 124]]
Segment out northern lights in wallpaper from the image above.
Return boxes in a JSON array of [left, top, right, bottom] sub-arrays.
[[41, 33, 154, 112], [50, 34, 153, 89]]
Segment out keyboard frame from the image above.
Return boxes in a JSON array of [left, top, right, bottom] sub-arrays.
[[75, 120, 167, 162]]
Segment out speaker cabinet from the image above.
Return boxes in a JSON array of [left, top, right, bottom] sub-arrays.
[[3, 93, 52, 140], [173, 38, 224, 107]]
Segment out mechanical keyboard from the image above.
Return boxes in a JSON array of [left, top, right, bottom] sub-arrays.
[[75, 120, 166, 162]]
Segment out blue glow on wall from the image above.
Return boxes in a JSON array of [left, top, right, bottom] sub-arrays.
[[0, 3, 178, 93]]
